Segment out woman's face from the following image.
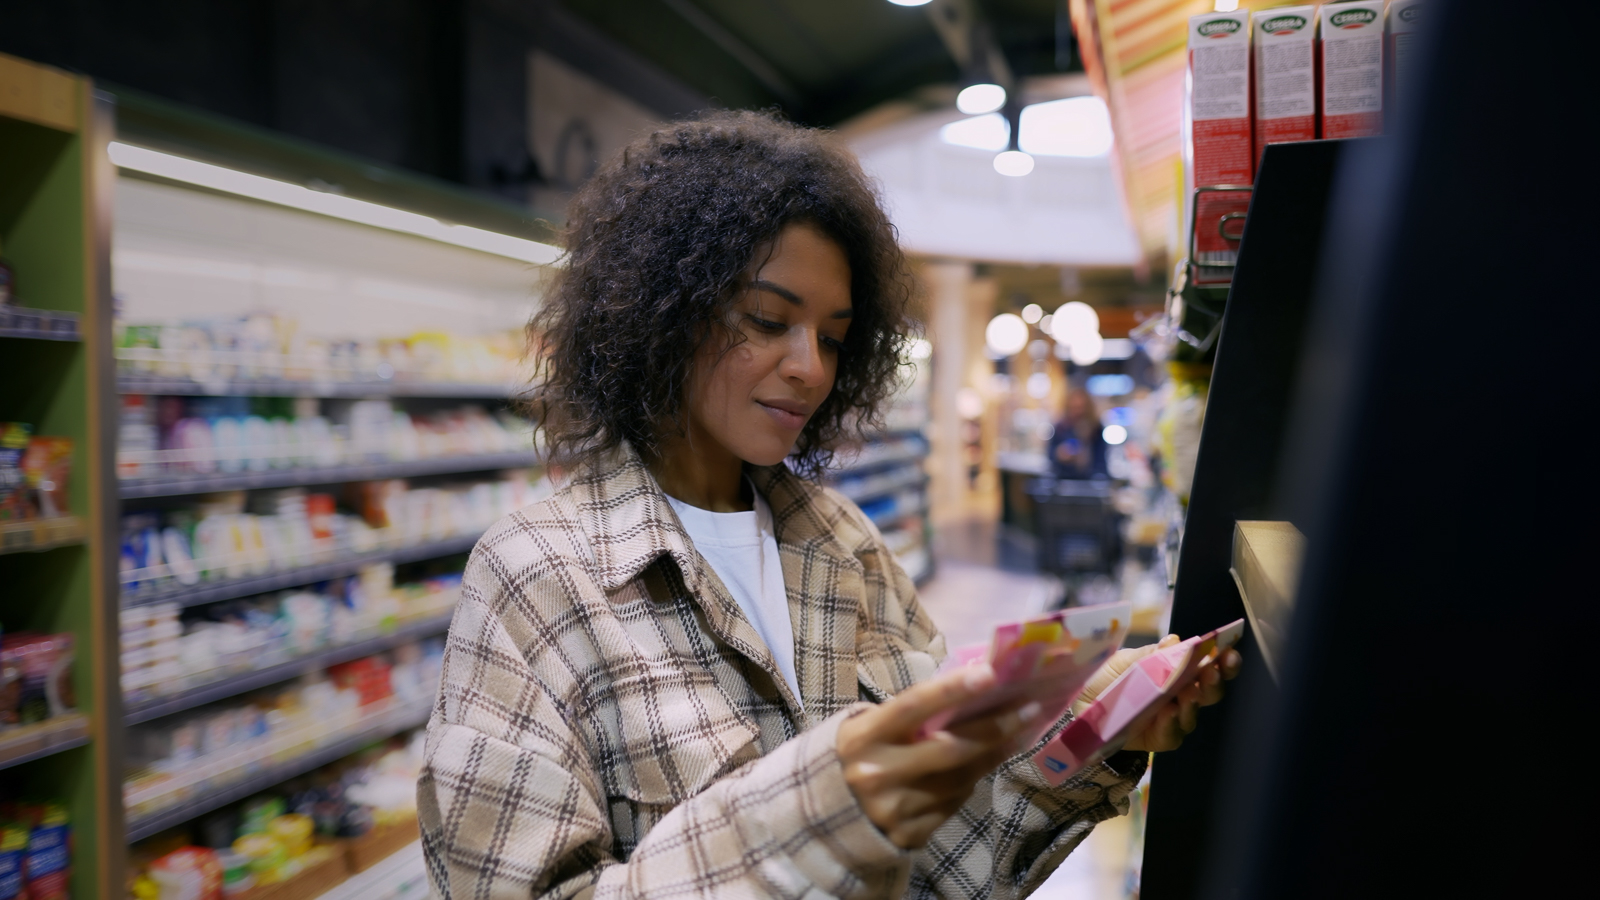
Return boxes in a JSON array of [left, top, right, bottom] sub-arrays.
[[684, 221, 853, 467]]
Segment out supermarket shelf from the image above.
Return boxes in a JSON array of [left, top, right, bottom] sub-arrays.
[[829, 446, 929, 480], [0, 307, 82, 341], [868, 499, 927, 530], [0, 517, 88, 555], [117, 374, 517, 400], [124, 702, 433, 842], [119, 450, 543, 498], [124, 613, 455, 725], [0, 714, 91, 771], [839, 469, 928, 506], [314, 841, 430, 900], [122, 533, 482, 609]]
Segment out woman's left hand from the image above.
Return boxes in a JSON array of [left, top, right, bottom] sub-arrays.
[[1073, 635, 1243, 753]]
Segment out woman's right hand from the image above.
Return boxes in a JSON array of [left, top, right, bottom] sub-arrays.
[[836, 666, 1040, 850]]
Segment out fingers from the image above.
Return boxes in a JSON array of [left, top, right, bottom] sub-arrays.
[[1219, 649, 1242, 680], [868, 664, 997, 741]]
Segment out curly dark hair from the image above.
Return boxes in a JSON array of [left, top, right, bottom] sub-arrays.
[[527, 110, 917, 477]]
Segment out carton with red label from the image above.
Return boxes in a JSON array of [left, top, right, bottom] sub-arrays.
[[1387, 0, 1426, 122], [1253, 5, 1318, 158], [1186, 10, 1254, 187], [1318, 1, 1386, 139]]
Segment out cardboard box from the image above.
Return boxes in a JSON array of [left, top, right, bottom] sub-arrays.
[[1186, 10, 1254, 187], [1253, 5, 1318, 158], [1388, 0, 1426, 121], [1318, 1, 1386, 138]]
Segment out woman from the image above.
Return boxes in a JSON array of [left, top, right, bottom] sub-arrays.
[[419, 112, 1237, 899]]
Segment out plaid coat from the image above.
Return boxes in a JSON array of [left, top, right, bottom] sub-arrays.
[[419, 446, 1146, 899]]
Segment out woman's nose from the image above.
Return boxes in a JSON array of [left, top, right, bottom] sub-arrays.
[[780, 330, 826, 387]]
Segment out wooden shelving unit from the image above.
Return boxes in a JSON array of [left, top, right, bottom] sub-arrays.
[[1, 50, 120, 899]]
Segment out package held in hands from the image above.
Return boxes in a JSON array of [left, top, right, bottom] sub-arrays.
[[1253, 6, 1318, 156], [1033, 619, 1245, 785], [922, 602, 1131, 751], [1319, 1, 1385, 138], [1186, 9, 1254, 187]]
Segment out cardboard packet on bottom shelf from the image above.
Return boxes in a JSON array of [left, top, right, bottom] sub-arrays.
[[920, 602, 1131, 750], [1032, 619, 1245, 786]]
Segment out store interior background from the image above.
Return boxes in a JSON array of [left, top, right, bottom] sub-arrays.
[[3, 2, 1504, 899]]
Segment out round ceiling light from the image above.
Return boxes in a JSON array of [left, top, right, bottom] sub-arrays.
[[956, 83, 1007, 115], [985, 313, 1030, 356], [1050, 301, 1100, 343]]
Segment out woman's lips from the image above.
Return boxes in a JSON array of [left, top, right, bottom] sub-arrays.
[[757, 400, 809, 430]]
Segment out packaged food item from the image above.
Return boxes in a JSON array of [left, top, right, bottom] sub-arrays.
[[1387, 0, 1426, 121], [0, 633, 76, 725], [1318, 1, 1386, 138], [0, 826, 26, 900], [1185, 9, 1254, 188], [22, 804, 71, 900], [0, 424, 31, 521], [147, 846, 222, 900], [1252, 6, 1318, 157], [22, 437, 72, 519]]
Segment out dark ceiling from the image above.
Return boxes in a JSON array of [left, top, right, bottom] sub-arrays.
[[558, 0, 1079, 124]]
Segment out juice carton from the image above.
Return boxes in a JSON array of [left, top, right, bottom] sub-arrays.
[[1186, 9, 1254, 187], [1253, 5, 1318, 159], [1318, 1, 1386, 138], [1387, 0, 1427, 122]]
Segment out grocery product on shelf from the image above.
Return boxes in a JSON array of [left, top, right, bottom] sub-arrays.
[[1318, 1, 1386, 139], [1253, 7, 1319, 156], [128, 730, 428, 899], [123, 640, 443, 824], [117, 395, 531, 481], [1387, 0, 1425, 119], [0, 801, 71, 900], [119, 470, 549, 599], [0, 634, 76, 730], [0, 424, 72, 523], [115, 313, 529, 389], [1186, 9, 1254, 188], [119, 567, 458, 704]]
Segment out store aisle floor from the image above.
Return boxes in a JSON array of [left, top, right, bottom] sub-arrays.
[[917, 521, 1140, 900]]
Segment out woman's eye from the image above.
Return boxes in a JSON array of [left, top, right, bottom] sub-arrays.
[[821, 336, 846, 353], [748, 316, 786, 333]]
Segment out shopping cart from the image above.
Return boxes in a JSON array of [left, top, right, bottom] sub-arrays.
[[1028, 478, 1119, 576]]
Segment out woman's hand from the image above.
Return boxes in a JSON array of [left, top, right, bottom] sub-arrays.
[[836, 666, 1039, 850], [1072, 635, 1242, 753]]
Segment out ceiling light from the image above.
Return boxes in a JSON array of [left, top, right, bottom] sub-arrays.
[[956, 83, 1007, 115], [940, 114, 1010, 151], [1021, 303, 1044, 324], [1050, 301, 1100, 343], [994, 150, 1035, 177], [1102, 424, 1129, 445], [985, 313, 1030, 356], [1026, 372, 1053, 399], [108, 142, 563, 265], [888, 0, 933, 5], [1068, 331, 1105, 366], [1019, 96, 1115, 157]]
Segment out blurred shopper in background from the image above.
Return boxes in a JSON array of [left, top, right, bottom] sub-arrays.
[[1049, 387, 1108, 480]]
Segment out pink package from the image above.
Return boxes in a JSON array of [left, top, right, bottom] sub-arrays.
[[1032, 619, 1244, 785], [921, 602, 1131, 749]]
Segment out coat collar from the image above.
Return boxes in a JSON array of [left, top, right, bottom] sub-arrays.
[[568, 444, 868, 724]]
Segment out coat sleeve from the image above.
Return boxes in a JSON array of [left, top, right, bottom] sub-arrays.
[[840, 503, 1148, 900], [418, 551, 910, 900]]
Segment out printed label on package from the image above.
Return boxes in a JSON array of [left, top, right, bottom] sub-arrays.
[[1320, 2, 1385, 138]]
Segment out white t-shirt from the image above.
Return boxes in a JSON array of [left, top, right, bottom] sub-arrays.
[[665, 486, 801, 705]]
